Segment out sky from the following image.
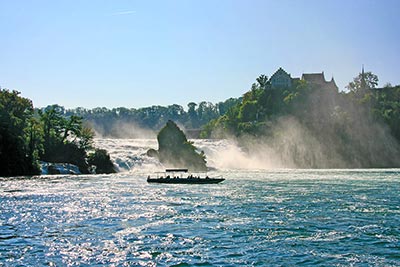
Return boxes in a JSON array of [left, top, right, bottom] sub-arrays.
[[1, 0, 399, 109]]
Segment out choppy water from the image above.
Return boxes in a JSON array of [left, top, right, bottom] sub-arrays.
[[1, 169, 400, 266]]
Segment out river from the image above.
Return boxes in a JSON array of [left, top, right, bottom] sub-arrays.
[[1, 139, 399, 266]]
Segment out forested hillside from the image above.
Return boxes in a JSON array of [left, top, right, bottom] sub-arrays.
[[201, 71, 400, 168]]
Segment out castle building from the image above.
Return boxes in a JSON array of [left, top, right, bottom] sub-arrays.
[[269, 67, 338, 91], [270, 67, 292, 88], [301, 72, 338, 91]]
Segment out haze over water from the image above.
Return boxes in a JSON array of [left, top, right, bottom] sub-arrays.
[[1, 139, 399, 266]]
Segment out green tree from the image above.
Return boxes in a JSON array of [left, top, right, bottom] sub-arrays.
[[256, 74, 269, 89], [78, 126, 95, 151], [371, 85, 400, 141], [39, 105, 65, 158], [26, 117, 43, 166], [239, 100, 258, 122], [346, 71, 379, 93], [187, 102, 198, 127], [62, 115, 83, 143], [216, 97, 241, 115], [39, 105, 94, 173], [0, 89, 40, 176]]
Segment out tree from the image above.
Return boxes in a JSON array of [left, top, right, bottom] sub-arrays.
[[167, 104, 184, 121], [62, 115, 83, 143], [0, 89, 40, 176], [346, 71, 379, 93], [217, 97, 241, 115], [188, 102, 197, 113], [26, 117, 43, 166], [39, 106, 65, 158], [256, 74, 269, 89], [78, 126, 95, 151], [38, 106, 96, 173], [238, 100, 258, 122], [187, 102, 198, 127]]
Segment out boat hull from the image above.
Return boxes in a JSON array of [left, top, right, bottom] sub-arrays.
[[147, 178, 225, 184]]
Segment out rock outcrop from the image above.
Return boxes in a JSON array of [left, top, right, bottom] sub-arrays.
[[148, 120, 207, 171], [41, 162, 81, 175], [87, 149, 117, 174]]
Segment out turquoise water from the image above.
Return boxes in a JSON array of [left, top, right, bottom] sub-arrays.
[[1, 170, 399, 266]]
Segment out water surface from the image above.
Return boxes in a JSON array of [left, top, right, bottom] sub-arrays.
[[1, 169, 399, 266]]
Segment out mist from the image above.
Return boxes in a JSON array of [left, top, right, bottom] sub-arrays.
[[205, 90, 400, 169], [89, 120, 156, 139], [89, 88, 400, 171], [194, 139, 285, 170]]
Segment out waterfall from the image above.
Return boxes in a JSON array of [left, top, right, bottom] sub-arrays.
[[94, 138, 252, 172]]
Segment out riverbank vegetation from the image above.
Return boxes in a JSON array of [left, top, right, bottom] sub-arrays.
[[0, 90, 115, 176]]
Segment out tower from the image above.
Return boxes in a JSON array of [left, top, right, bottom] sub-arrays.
[[360, 64, 367, 90]]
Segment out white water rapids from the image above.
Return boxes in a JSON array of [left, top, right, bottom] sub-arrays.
[[94, 138, 275, 172]]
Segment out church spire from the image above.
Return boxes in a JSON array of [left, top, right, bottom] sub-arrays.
[[360, 64, 367, 90]]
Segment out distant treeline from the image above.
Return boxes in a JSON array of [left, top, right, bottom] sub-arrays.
[[60, 98, 241, 137]]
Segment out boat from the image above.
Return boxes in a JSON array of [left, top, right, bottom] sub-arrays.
[[147, 168, 225, 184]]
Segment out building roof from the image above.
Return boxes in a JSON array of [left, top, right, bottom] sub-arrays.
[[302, 72, 338, 90], [301, 72, 326, 84], [268, 68, 338, 91], [271, 67, 291, 79]]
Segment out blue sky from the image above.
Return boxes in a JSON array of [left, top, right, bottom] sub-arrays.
[[1, 0, 399, 108]]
